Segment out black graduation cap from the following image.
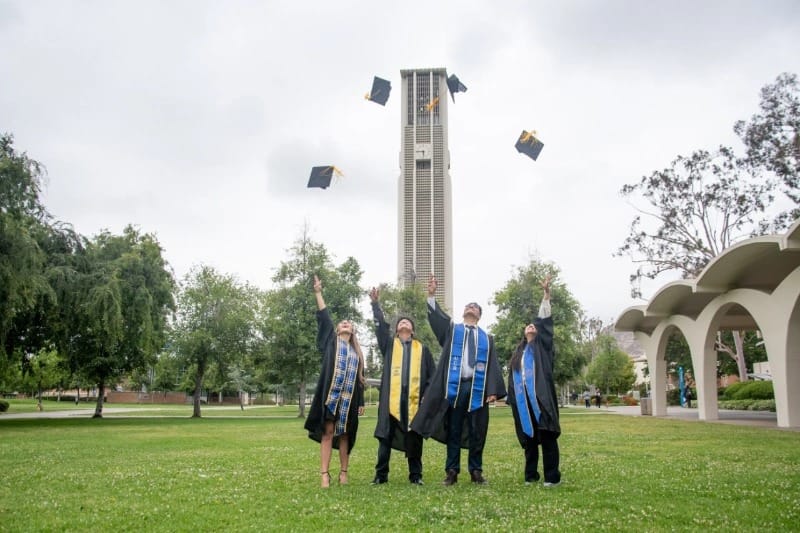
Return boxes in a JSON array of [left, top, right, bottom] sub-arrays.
[[365, 76, 391, 106], [515, 130, 544, 161], [446, 74, 467, 102], [307, 166, 343, 189]]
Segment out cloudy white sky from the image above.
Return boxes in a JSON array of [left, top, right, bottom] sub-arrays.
[[2, 1, 799, 328]]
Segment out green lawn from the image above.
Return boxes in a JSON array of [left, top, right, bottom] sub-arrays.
[[1, 406, 798, 531]]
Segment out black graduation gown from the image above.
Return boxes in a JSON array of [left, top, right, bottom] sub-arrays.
[[410, 301, 507, 448], [371, 302, 435, 451], [304, 308, 364, 454], [507, 315, 560, 448]]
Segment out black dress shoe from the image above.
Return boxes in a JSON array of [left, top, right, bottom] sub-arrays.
[[370, 477, 388, 485], [443, 469, 458, 486], [470, 470, 488, 485]]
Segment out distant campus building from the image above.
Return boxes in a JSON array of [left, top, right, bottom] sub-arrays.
[[616, 219, 800, 428], [397, 67, 453, 312]]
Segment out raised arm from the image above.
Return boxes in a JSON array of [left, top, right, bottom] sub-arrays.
[[369, 287, 391, 356], [314, 275, 334, 352], [538, 274, 552, 318], [426, 274, 451, 347], [313, 275, 326, 310]]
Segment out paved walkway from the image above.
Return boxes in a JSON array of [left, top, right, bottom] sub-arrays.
[[566, 404, 794, 431], [3, 404, 794, 431]]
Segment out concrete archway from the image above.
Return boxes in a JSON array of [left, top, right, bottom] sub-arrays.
[[616, 219, 800, 428]]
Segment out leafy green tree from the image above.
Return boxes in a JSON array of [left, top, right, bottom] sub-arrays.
[[491, 259, 586, 386], [260, 229, 363, 418], [60, 226, 175, 417], [172, 265, 257, 417], [0, 134, 50, 368], [20, 349, 68, 408], [735, 72, 800, 228], [586, 335, 636, 395], [151, 352, 182, 396], [617, 74, 798, 381]]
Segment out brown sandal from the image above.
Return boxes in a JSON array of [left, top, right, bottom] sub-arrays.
[[339, 469, 348, 485], [321, 471, 331, 488]]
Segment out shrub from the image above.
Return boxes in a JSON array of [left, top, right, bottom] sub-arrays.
[[0, 399, 9, 412], [666, 388, 681, 405], [718, 399, 776, 411], [622, 395, 639, 406], [722, 382, 748, 400], [734, 380, 774, 400]]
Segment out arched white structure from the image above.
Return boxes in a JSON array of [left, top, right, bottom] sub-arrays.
[[615, 219, 800, 428]]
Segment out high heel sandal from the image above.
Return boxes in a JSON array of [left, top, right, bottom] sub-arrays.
[[339, 469, 348, 485], [321, 471, 331, 488]]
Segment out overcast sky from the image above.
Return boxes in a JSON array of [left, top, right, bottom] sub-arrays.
[[2, 0, 799, 328]]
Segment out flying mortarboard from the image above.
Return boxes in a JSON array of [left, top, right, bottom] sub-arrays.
[[446, 73, 467, 102], [307, 166, 344, 189], [365, 76, 391, 106], [515, 130, 544, 161]]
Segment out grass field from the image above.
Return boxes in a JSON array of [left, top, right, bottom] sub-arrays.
[[1, 402, 799, 531]]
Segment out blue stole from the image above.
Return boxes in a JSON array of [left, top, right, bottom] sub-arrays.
[[325, 339, 359, 436], [446, 323, 489, 412], [513, 344, 541, 438]]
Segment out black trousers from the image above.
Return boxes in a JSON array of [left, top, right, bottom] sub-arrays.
[[523, 427, 560, 484], [374, 418, 424, 481]]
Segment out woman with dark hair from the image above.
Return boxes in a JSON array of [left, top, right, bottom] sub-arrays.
[[304, 275, 366, 488], [507, 275, 562, 487]]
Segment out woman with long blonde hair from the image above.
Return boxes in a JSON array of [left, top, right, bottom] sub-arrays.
[[304, 275, 366, 488]]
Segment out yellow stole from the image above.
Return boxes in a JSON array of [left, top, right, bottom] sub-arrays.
[[390, 337, 422, 428]]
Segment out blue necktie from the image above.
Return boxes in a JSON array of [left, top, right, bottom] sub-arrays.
[[467, 326, 476, 366]]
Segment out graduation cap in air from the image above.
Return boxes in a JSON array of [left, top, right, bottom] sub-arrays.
[[365, 76, 391, 106], [446, 73, 467, 102], [515, 130, 544, 161], [307, 166, 344, 189]]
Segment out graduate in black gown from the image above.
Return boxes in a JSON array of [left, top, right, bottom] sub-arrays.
[[369, 287, 435, 485], [304, 275, 365, 488], [410, 275, 507, 486], [507, 275, 561, 487]]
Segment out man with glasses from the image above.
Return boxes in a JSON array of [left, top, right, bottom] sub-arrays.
[[410, 275, 507, 486]]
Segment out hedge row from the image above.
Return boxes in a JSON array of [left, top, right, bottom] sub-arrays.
[[720, 381, 774, 400], [718, 399, 776, 411]]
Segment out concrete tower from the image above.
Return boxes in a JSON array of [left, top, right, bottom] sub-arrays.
[[398, 67, 453, 312]]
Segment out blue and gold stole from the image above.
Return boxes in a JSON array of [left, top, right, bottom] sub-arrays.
[[390, 337, 422, 429], [446, 324, 489, 412], [512, 344, 541, 438], [325, 339, 359, 436]]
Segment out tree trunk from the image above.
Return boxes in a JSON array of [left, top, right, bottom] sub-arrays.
[[218, 390, 223, 404], [93, 381, 105, 418], [192, 371, 203, 418], [75, 386, 80, 405], [297, 380, 306, 418], [733, 331, 748, 382]]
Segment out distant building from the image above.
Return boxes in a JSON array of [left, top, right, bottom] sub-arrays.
[[398, 67, 453, 312]]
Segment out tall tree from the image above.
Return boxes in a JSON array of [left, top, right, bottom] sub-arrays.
[[261, 229, 363, 418], [172, 265, 256, 417], [617, 76, 799, 381], [0, 134, 50, 367], [734, 72, 800, 229], [63, 226, 175, 417], [491, 259, 586, 386], [585, 335, 636, 395]]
